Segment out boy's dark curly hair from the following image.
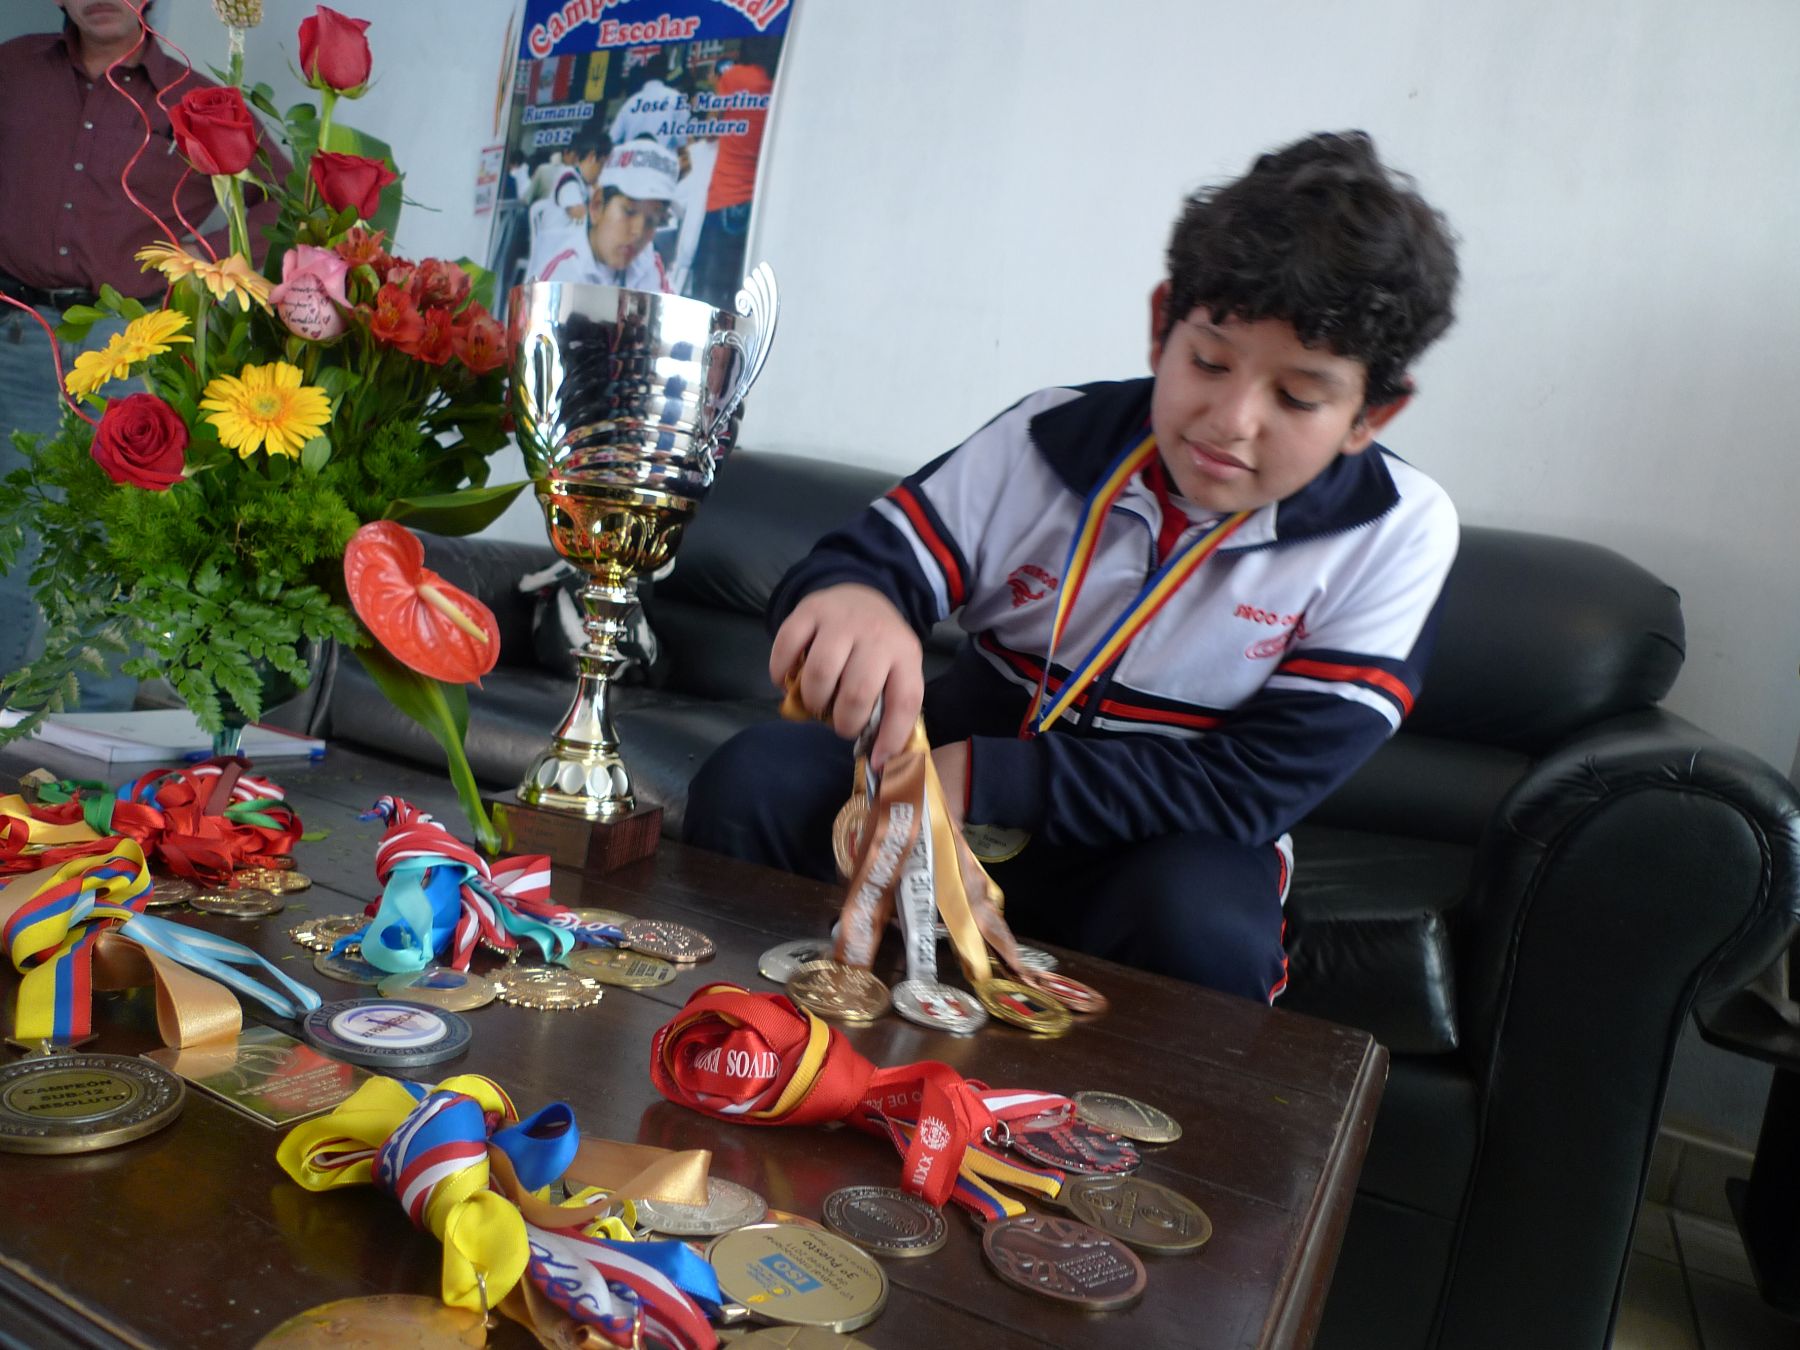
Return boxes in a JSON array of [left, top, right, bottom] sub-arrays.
[[1163, 131, 1459, 407]]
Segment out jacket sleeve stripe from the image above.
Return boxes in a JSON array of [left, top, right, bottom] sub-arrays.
[[871, 498, 951, 621], [1276, 656, 1416, 718], [881, 485, 967, 608]]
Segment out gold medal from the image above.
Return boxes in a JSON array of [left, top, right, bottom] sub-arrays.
[[974, 977, 1072, 1036], [190, 886, 285, 918], [706, 1223, 888, 1333], [560, 906, 636, 929], [253, 1293, 487, 1347], [831, 795, 869, 878], [377, 967, 497, 1012], [565, 947, 677, 989], [289, 914, 366, 952], [1071, 1090, 1183, 1145], [1061, 1174, 1212, 1254], [0, 1054, 185, 1155], [145, 877, 198, 909], [786, 961, 889, 1023], [233, 866, 313, 895], [492, 963, 604, 1010], [619, 918, 716, 964], [962, 822, 1030, 863]]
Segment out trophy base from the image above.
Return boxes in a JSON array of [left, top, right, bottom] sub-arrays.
[[485, 796, 662, 874]]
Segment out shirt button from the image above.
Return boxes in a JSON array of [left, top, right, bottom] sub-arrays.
[[59, 247, 70, 257], [83, 120, 94, 130], [73, 162, 84, 172], [64, 202, 73, 211]]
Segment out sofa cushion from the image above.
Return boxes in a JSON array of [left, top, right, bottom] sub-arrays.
[[1282, 825, 1471, 1054]]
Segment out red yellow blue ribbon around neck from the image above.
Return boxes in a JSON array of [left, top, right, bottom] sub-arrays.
[[1025, 432, 1252, 734]]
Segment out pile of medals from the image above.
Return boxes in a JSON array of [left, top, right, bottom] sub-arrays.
[[772, 694, 1104, 1038], [648, 984, 1213, 1333]]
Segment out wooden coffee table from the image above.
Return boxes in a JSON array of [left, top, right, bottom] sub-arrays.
[[0, 744, 1385, 1349]]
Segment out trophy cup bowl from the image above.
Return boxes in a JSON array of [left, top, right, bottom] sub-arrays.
[[496, 266, 778, 868]]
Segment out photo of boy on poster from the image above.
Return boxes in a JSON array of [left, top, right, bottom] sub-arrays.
[[487, 0, 791, 319]]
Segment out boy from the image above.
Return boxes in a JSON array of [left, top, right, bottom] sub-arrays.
[[527, 138, 678, 292], [684, 131, 1461, 1001]]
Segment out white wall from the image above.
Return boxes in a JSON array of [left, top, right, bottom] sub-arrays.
[[130, 0, 1800, 770]]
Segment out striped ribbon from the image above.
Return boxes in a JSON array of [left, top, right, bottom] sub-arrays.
[[354, 797, 566, 974], [650, 983, 1074, 1218], [0, 842, 152, 1042], [278, 1073, 721, 1349], [0, 759, 302, 883], [1026, 432, 1251, 734]]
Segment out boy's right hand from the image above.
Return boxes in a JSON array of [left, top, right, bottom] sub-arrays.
[[769, 583, 923, 770]]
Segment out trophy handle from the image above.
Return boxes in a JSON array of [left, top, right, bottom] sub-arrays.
[[705, 262, 779, 443]]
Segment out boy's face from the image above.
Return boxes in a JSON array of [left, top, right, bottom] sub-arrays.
[[1147, 284, 1404, 514], [587, 194, 668, 270]]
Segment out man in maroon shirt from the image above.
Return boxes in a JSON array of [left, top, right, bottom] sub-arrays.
[[0, 0, 283, 696]]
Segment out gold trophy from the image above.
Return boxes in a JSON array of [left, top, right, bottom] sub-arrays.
[[492, 267, 778, 870]]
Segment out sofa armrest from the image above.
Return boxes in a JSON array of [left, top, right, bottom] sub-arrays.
[[1434, 707, 1800, 1347]]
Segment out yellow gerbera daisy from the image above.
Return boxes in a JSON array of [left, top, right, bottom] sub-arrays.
[[200, 361, 331, 459], [63, 311, 191, 399], [135, 242, 272, 311]]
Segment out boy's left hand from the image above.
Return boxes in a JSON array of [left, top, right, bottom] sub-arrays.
[[931, 741, 969, 830]]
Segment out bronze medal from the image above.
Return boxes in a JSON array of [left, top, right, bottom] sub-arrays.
[[1062, 1174, 1213, 1254], [821, 1185, 948, 1257], [1009, 1115, 1140, 1176], [786, 960, 889, 1023], [972, 977, 1071, 1036], [980, 1212, 1146, 1310], [619, 918, 716, 964]]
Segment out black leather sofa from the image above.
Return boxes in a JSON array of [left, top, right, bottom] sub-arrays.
[[306, 450, 1800, 1350]]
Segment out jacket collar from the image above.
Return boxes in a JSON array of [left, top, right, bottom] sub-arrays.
[[1028, 376, 1400, 549]]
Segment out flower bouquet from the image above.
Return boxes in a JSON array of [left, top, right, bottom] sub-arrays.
[[0, 3, 526, 850]]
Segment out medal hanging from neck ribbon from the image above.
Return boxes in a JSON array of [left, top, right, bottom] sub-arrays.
[[1023, 431, 1253, 737], [278, 1073, 722, 1349], [651, 983, 1083, 1221]]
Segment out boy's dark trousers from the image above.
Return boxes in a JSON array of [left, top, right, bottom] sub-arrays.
[[683, 720, 1290, 1003]]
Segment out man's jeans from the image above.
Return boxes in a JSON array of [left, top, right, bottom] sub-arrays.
[[0, 304, 136, 709]]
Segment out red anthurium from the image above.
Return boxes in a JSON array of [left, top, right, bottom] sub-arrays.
[[344, 521, 499, 683]]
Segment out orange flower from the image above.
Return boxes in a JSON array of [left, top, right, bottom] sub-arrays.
[[367, 282, 423, 348], [453, 305, 508, 375], [344, 521, 499, 684]]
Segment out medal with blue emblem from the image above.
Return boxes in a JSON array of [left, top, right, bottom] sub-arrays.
[[300, 999, 472, 1070]]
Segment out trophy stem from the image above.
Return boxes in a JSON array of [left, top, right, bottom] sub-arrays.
[[517, 578, 639, 818]]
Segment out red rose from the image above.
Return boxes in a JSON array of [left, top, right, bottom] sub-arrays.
[[168, 87, 259, 177], [91, 394, 188, 491], [298, 6, 372, 94], [401, 305, 456, 366], [310, 151, 397, 221], [368, 283, 424, 348], [453, 305, 508, 375]]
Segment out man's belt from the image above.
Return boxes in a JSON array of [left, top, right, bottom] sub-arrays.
[[0, 274, 100, 314]]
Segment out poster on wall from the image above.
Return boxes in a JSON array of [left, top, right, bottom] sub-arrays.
[[485, 0, 793, 321]]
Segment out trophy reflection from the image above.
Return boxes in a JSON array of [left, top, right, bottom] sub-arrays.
[[499, 266, 778, 868]]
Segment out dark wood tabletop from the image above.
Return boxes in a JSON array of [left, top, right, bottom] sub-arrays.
[[0, 742, 1386, 1350]]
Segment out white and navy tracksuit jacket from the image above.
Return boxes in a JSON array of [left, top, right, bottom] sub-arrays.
[[769, 378, 1459, 852]]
